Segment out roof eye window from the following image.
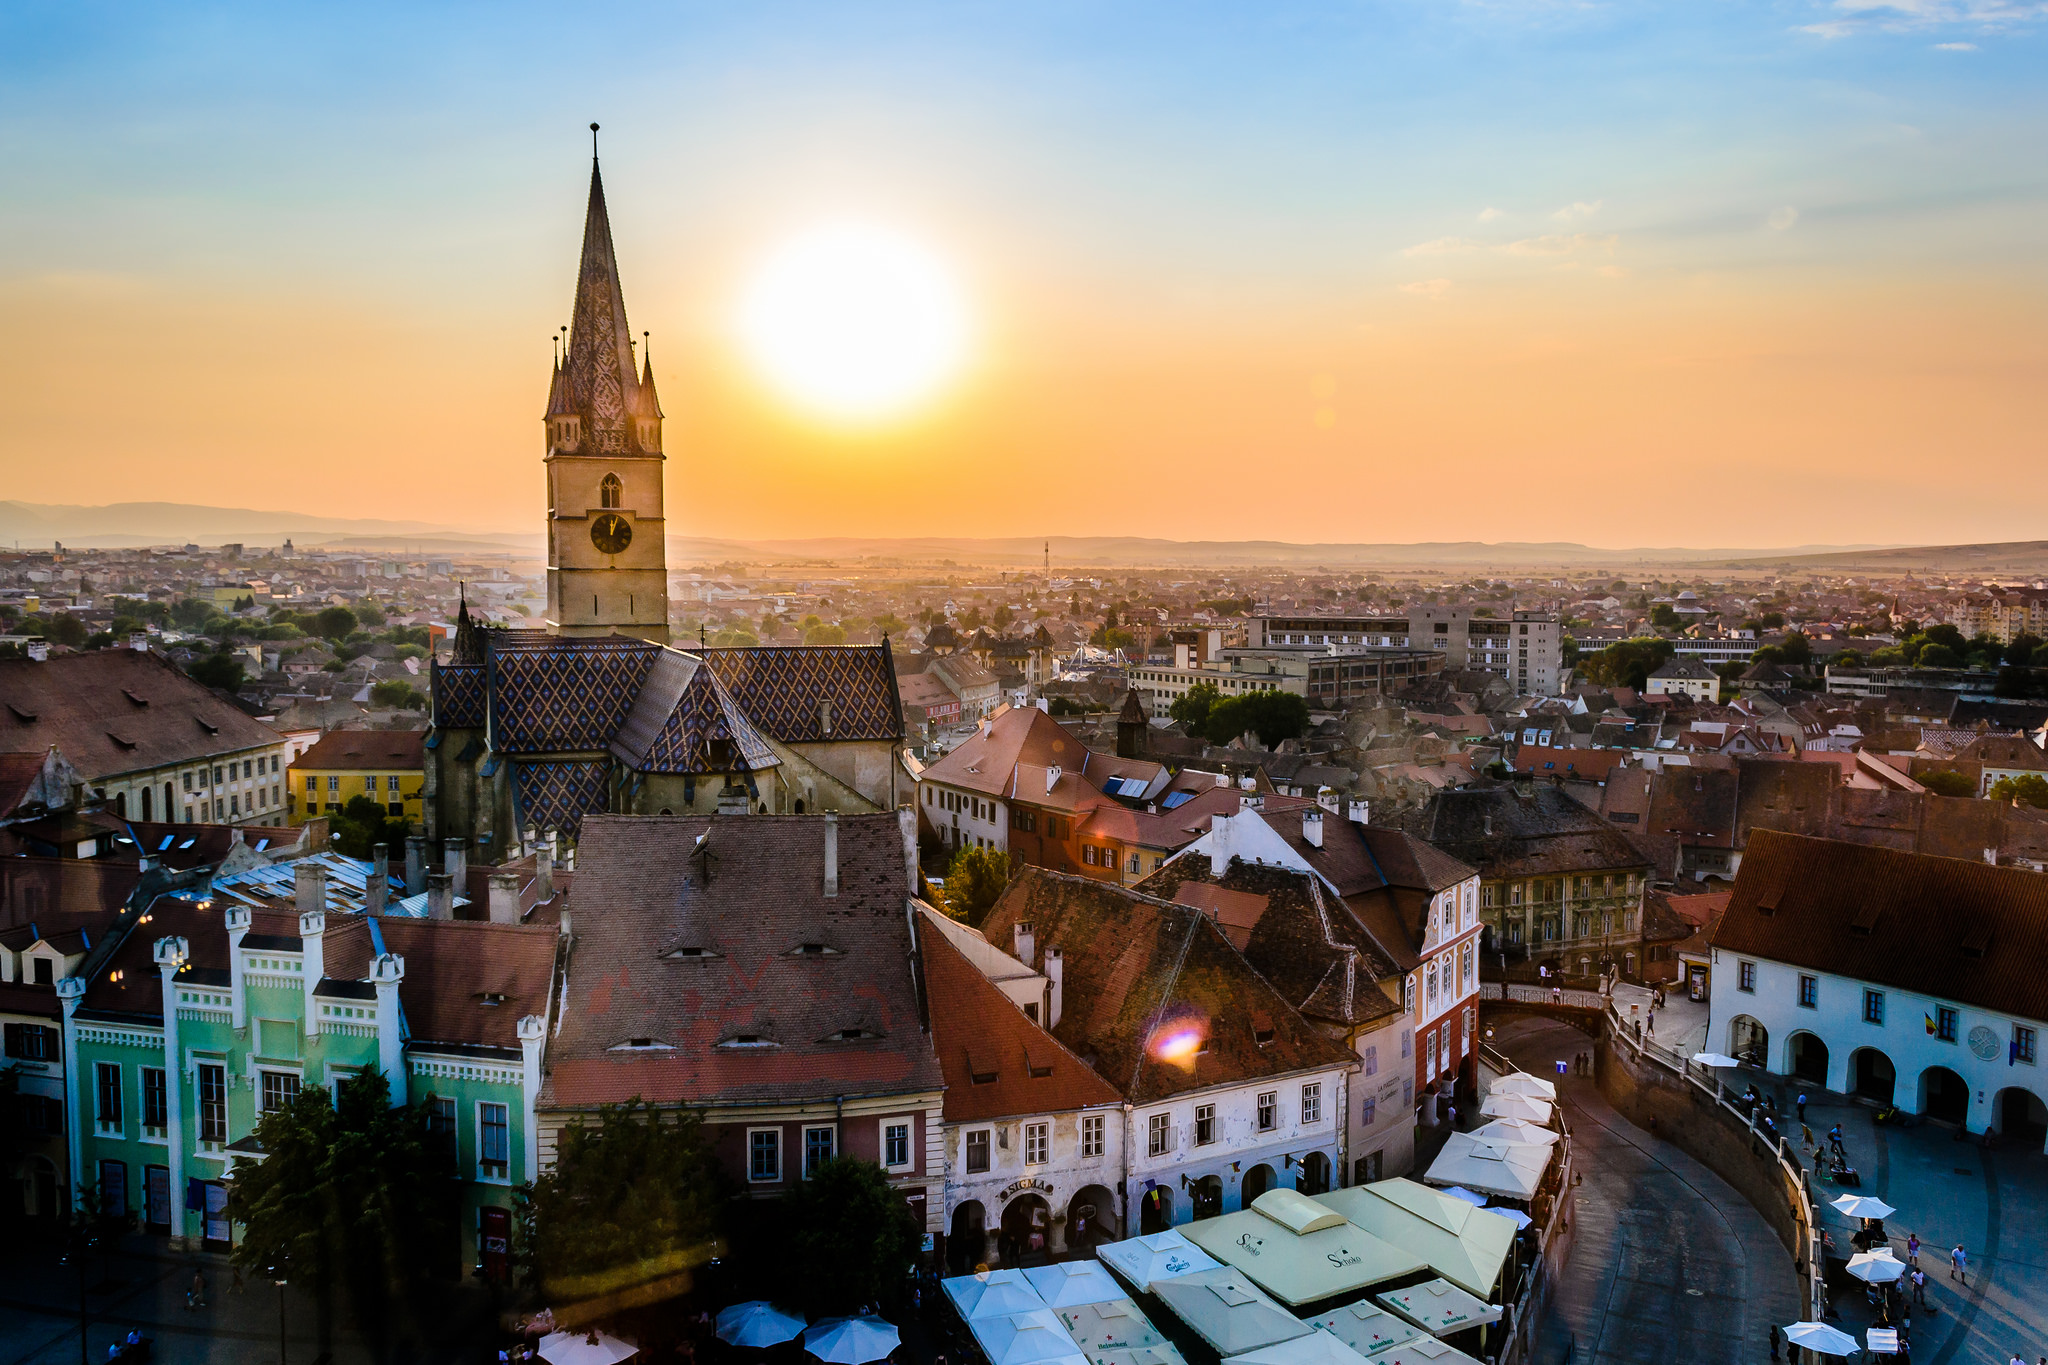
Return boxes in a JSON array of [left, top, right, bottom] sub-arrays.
[[828, 1028, 879, 1042], [790, 943, 840, 956], [474, 991, 508, 1006], [719, 1033, 777, 1049]]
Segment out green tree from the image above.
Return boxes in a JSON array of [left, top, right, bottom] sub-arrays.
[[941, 845, 1016, 928], [1649, 604, 1680, 631], [803, 623, 848, 647], [314, 606, 359, 641], [1204, 690, 1310, 747], [779, 1157, 920, 1317], [1988, 774, 2048, 808], [1916, 643, 1961, 668], [517, 1098, 726, 1308], [355, 602, 387, 628], [171, 597, 217, 631], [331, 794, 409, 859], [1169, 681, 1221, 735], [706, 627, 759, 648], [872, 613, 905, 637], [1090, 625, 1135, 650], [228, 1071, 458, 1362], [188, 651, 246, 692], [41, 613, 88, 648], [369, 679, 426, 710], [2007, 634, 2044, 667], [1919, 770, 1976, 798], [991, 604, 1014, 632], [1578, 637, 1674, 691]]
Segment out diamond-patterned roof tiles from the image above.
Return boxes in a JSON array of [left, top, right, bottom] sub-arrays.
[[489, 636, 661, 753], [700, 645, 903, 743], [433, 663, 487, 729], [611, 650, 778, 775], [515, 759, 612, 836]]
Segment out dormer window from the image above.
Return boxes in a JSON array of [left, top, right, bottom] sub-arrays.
[[668, 946, 719, 960], [719, 1034, 778, 1049], [826, 1028, 880, 1042], [473, 991, 508, 1007], [789, 943, 840, 957], [607, 1037, 675, 1052]]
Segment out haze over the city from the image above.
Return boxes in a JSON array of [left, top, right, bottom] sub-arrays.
[[3, 0, 2043, 547]]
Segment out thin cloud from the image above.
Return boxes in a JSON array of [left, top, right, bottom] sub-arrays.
[[1768, 205, 1800, 231], [1400, 278, 1453, 298], [1403, 237, 1484, 256], [1552, 200, 1603, 222], [1502, 232, 1617, 256], [1799, 0, 2048, 36], [1936, 38, 1980, 45], [1476, 206, 1503, 222]]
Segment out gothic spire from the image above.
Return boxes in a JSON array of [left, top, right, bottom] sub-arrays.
[[561, 132, 643, 453], [451, 587, 485, 666], [638, 332, 664, 419]]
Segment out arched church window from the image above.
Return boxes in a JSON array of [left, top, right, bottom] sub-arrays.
[[600, 474, 622, 509]]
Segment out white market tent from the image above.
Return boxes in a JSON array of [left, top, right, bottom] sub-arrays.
[[975, 1309, 1088, 1365], [1476, 1093, 1554, 1125], [1180, 1189, 1427, 1308], [1311, 1180, 1517, 1300], [1374, 1280, 1504, 1338], [944, 1270, 1048, 1321], [1469, 1118, 1558, 1148], [1093, 1348, 1190, 1365], [1364, 1336, 1489, 1365], [1025, 1260, 1126, 1308], [1150, 1268, 1316, 1357], [1222, 1328, 1376, 1365], [1098, 1230, 1225, 1294], [1424, 1133, 1550, 1202], [1489, 1073, 1557, 1101], [1058, 1298, 1173, 1354], [1303, 1300, 1429, 1357]]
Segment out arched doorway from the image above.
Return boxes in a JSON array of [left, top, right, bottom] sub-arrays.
[[1139, 1187, 1174, 1234], [1300, 1151, 1332, 1196], [1919, 1067, 1969, 1124], [1000, 1193, 1052, 1265], [1997, 1087, 2048, 1144], [1787, 1032, 1829, 1085], [1067, 1185, 1119, 1249], [949, 1200, 987, 1273], [1190, 1175, 1224, 1220], [1728, 1016, 1768, 1068], [1241, 1164, 1277, 1205], [1850, 1049, 1896, 1105]]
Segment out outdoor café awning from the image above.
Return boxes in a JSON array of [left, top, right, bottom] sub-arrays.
[[1423, 1133, 1550, 1202], [1489, 1072, 1557, 1101], [1179, 1190, 1427, 1307], [973, 1308, 1088, 1365], [1222, 1329, 1375, 1365], [1310, 1180, 1516, 1300], [1373, 1280, 1504, 1338], [1058, 1297, 1172, 1354], [1364, 1337, 1489, 1365], [1302, 1300, 1428, 1358], [1468, 1118, 1557, 1148], [1149, 1268, 1316, 1357], [1026, 1260, 1126, 1309], [1476, 1093, 1554, 1125], [1098, 1230, 1225, 1294], [944, 1270, 1048, 1321], [1092, 1349, 1190, 1365]]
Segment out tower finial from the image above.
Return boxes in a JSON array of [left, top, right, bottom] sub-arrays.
[[590, 122, 600, 159]]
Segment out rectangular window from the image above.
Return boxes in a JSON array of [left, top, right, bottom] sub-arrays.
[[479, 1102, 510, 1174], [142, 1067, 167, 1131], [1363, 1044, 1378, 1076], [883, 1122, 912, 1170], [1401, 1029, 1412, 1059], [1862, 989, 1884, 1025], [966, 1129, 991, 1174], [1256, 1091, 1277, 1132], [1148, 1112, 1172, 1158], [749, 1129, 782, 1182], [1194, 1104, 1216, 1145], [96, 1062, 122, 1132], [1081, 1114, 1104, 1158], [261, 1071, 301, 1113], [197, 1063, 227, 1144], [388, 775, 401, 791], [364, 775, 376, 792], [327, 775, 338, 792], [1936, 1007, 1959, 1043], [1024, 1121, 1049, 1165], [4, 1022, 58, 1061], [1361, 1094, 1377, 1126], [1798, 975, 1818, 1008], [1738, 961, 1756, 993], [803, 1126, 835, 1176], [2016, 1026, 2038, 1065], [304, 776, 317, 793], [1301, 1083, 1322, 1125], [428, 1096, 457, 1162]]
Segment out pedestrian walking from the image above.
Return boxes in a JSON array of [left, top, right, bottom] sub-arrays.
[[1553, 984, 1563, 1006], [1906, 1233, 1920, 1266], [1951, 1243, 1967, 1284], [1646, 1009, 1655, 1036], [1768, 1324, 1780, 1361], [1797, 1092, 1808, 1122], [1829, 1123, 1846, 1159], [1911, 1267, 1927, 1306], [186, 1269, 206, 1311]]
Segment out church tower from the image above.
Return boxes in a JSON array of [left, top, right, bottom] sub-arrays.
[[544, 129, 669, 643]]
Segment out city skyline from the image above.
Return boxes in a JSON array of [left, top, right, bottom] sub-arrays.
[[3, 1, 2044, 547]]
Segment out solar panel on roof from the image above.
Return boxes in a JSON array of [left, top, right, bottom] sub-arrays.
[[157, 836, 174, 851], [1162, 791, 1195, 810]]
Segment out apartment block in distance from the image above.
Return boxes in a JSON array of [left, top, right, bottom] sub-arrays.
[[1247, 608, 1563, 696]]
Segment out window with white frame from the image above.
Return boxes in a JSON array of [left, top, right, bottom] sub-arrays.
[[479, 1102, 510, 1176], [1148, 1113, 1172, 1157], [1081, 1114, 1105, 1158], [965, 1129, 991, 1174], [2016, 1025, 2038, 1065], [428, 1096, 457, 1162], [141, 1067, 166, 1134], [803, 1126, 835, 1176], [1362, 1044, 1378, 1076], [197, 1063, 227, 1145], [260, 1070, 301, 1113], [1256, 1091, 1277, 1131], [1194, 1104, 1216, 1145], [882, 1121, 912, 1171], [95, 1062, 122, 1133], [1024, 1121, 1049, 1165], [1301, 1083, 1322, 1124], [749, 1129, 782, 1182]]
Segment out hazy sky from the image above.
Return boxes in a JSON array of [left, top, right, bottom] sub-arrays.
[[3, 1, 2044, 548]]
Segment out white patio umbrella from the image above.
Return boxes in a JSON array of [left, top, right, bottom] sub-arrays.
[[717, 1302, 807, 1348], [539, 1330, 639, 1365], [1845, 1251, 1906, 1285], [1783, 1322, 1861, 1357], [1830, 1195, 1897, 1220], [1437, 1187, 1488, 1208], [803, 1317, 900, 1364], [1691, 1052, 1744, 1068], [1490, 1073, 1558, 1101], [1472, 1118, 1559, 1147], [1478, 1092, 1553, 1123]]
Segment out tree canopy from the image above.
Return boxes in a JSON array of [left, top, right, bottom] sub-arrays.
[[1988, 774, 2048, 808], [1203, 690, 1310, 747], [1919, 770, 1977, 798], [777, 1157, 920, 1317], [941, 845, 1015, 928], [1168, 681, 1220, 735], [330, 794, 410, 860], [313, 606, 359, 641], [188, 651, 246, 693], [1575, 637, 1673, 691]]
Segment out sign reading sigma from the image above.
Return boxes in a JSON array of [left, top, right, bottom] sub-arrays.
[[999, 1177, 1055, 1202]]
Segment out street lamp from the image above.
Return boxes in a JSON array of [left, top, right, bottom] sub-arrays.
[[268, 1263, 288, 1365]]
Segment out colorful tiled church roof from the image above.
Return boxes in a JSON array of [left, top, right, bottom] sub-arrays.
[[700, 643, 904, 743]]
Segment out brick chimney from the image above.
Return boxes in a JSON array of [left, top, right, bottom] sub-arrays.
[[427, 871, 454, 920], [823, 812, 839, 899]]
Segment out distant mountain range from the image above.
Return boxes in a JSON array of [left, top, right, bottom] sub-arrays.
[[7, 499, 2035, 572]]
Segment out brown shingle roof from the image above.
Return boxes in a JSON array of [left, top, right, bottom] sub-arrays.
[[290, 729, 425, 771], [1710, 830, 2048, 1022], [921, 917, 1121, 1122], [0, 651, 283, 782]]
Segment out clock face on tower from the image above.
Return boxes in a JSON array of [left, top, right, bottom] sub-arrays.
[[590, 513, 633, 556]]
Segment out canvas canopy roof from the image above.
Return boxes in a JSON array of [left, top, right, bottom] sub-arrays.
[[1092, 1348, 1190, 1365], [1304, 1301, 1428, 1357], [1150, 1268, 1315, 1357], [1222, 1330, 1376, 1365], [1180, 1191, 1427, 1307], [1489, 1072, 1557, 1101], [1424, 1133, 1550, 1201], [1027, 1261, 1126, 1309], [1476, 1093, 1554, 1125], [973, 1309, 1087, 1365], [1058, 1298, 1171, 1353], [1373, 1280, 1504, 1337], [1311, 1181, 1516, 1300], [1469, 1119, 1557, 1148], [945, 1270, 1048, 1321], [1098, 1231, 1223, 1294], [1364, 1338, 1488, 1365]]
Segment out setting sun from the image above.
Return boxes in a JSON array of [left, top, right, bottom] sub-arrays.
[[738, 220, 969, 425]]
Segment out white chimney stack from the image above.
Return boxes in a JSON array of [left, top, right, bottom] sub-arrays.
[[1045, 947, 1064, 1029], [488, 871, 521, 924], [1348, 798, 1369, 825], [299, 910, 325, 1038], [823, 813, 839, 898], [1012, 921, 1035, 968], [1302, 810, 1324, 849]]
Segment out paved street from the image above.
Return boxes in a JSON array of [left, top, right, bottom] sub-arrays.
[[1493, 1015, 1799, 1365]]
